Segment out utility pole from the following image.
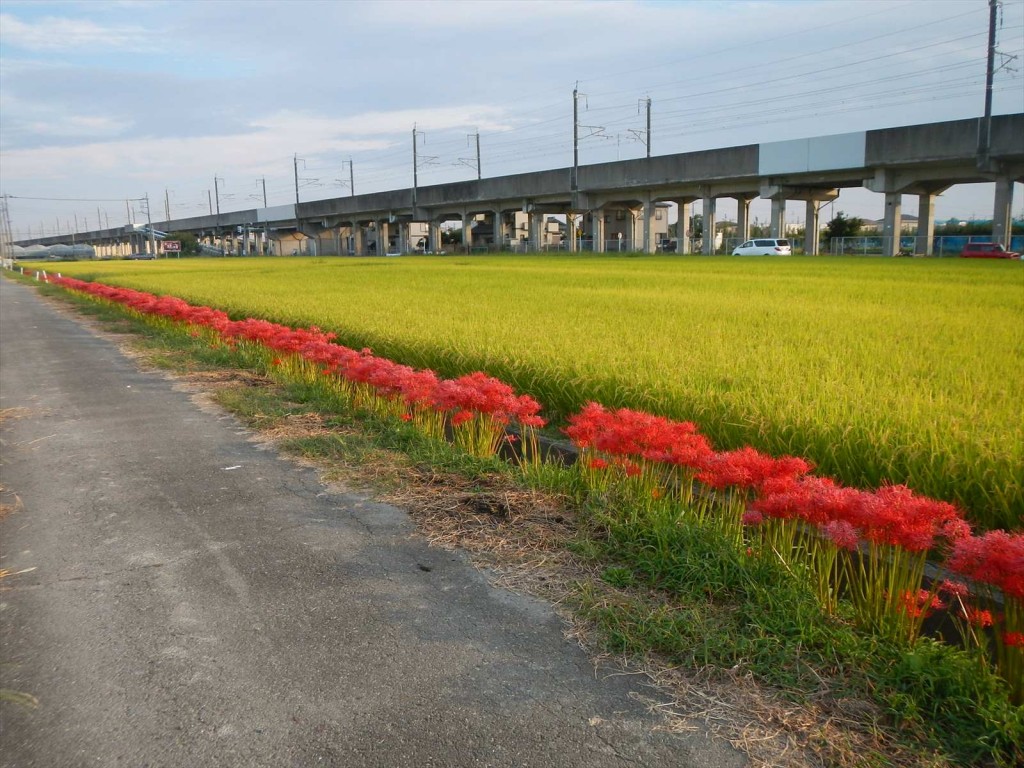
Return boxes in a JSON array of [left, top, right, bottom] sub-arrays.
[[208, 190, 213, 215], [293, 154, 302, 237], [145, 195, 156, 257], [260, 177, 268, 256], [412, 126, 419, 209], [97, 207, 102, 231], [978, 0, 998, 170], [214, 176, 222, 216], [645, 97, 651, 159], [475, 132, 481, 180], [342, 159, 354, 197], [126, 200, 133, 226], [164, 190, 170, 221], [572, 83, 579, 192]]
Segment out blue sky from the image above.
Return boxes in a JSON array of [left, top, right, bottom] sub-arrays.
[[1, 0, 1022, 239]]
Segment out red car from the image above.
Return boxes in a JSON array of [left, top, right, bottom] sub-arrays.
[[959, 242, 1020, 259]]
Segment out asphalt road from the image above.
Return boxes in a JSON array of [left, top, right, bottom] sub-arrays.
[[0, 277, 745, 768]]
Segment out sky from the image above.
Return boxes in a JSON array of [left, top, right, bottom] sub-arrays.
[[1, 0, 1022, 241]]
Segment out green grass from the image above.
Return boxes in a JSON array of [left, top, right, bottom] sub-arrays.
[[39, 254, 1024, 530]]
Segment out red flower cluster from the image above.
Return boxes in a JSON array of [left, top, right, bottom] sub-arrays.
[[563, 402, 712, 469], [433, 372, 545, 427], [946, 530, 1024, 600], [751, 477, 970, 554], [697, 446, 811, 492], [47, 276, 545, 433]]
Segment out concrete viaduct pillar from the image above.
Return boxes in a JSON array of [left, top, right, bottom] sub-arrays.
[[642, 194, 654, 254], [735, 194, 756, 245], [701, 192, 717, 255], [882, 193, 902, 256], [592, 207, 606, 253], [461, 211, 473, 254], [916, 192, 943, 256], [429, 221, 442, 253], [804, 201, 820, 255], [493, 210, 504, 251], [529, 212, 542, 252], [992, 177, 1015, 248], [770, 199, 786, 240], [352, 222, 365, 256], [674, 197, 696, 254]]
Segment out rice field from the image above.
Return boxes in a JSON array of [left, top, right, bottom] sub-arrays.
[[43, 254, 1024, 530]]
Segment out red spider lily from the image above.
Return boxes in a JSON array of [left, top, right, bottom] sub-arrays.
[[696, 446, 811, 492], [961, 606, 995, 628], [752, 475, 867, 525], [742, 510, 765, 526], [451, 410, 475, 426], [563, 402, 712, 469], [1003, 631, 1024, 647], [843, 484, 968, 553], [939, 579, 970, 598], [820, 519, 860, 551], [432, 372, 546, 428], [897, 589, 945, 619], [946, 530, 1024, 600]]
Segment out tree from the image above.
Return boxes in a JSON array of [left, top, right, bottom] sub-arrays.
[[169, 231, 202, 255], [823, 212, 863, 243]]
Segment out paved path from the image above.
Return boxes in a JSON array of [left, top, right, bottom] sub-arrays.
[[0, 277, 744, 768]]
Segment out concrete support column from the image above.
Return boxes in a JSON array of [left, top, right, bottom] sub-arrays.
[[592, 208, 606, 253], [567, 213, 577, 253], [882, 193, 902, 257], [493, 210, 504, 251], [735, 194, 755, 244], [529, 213, 542, 252], [379, 221, 390, 254], [352, 223, 365, 256], [992, 177, 1014, 248], [461, 212, 472, 254], [770, 198, 786, 239], [429, 221, 442, 253], [676, 200, 693, 254], [917, 194, 936, 256], [642, 195, 653, 254], [804, 200, 820, 256], [702, 195, 717, 255]]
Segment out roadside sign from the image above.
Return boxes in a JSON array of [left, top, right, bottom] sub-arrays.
[[162, 240, 181, 255]]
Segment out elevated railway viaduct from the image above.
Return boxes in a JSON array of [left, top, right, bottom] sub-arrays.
[[15, 114, 1024, 259]]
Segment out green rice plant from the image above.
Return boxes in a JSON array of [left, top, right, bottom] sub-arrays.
[[46, 255, 1024, 530]]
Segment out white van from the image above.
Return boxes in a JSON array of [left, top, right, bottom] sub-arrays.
[[732, 239, 792, 256]]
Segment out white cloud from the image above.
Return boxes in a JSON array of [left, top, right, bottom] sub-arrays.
[[0, 13, 151, 51], [24, 114, 133, 139], [252, 106, 513, 138]]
